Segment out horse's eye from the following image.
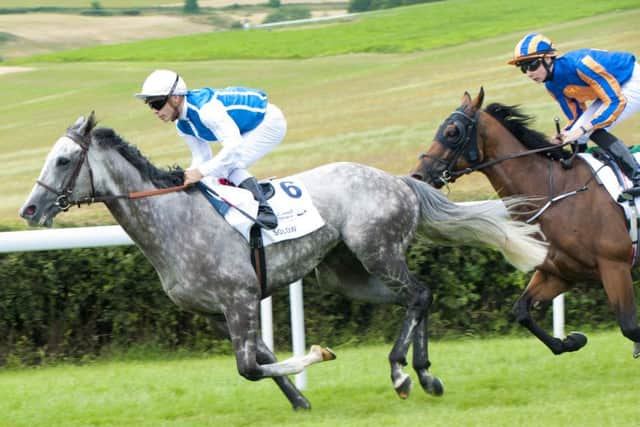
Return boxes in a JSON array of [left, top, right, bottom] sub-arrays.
[[445, 126, 459, 138], [56, 157, 70, 167]]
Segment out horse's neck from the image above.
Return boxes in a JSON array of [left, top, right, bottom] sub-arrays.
[[89, 149, 184, 243], [482, 137, 553, 198]]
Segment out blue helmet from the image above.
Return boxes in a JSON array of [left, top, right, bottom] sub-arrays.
[[508, 33, 557, 65]]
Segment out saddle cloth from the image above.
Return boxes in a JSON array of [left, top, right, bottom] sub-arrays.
[[579, 152, 640, 264], [198, 176, 325, 247]]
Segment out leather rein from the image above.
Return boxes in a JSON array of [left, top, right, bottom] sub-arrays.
[[36, 130, 188, 211]]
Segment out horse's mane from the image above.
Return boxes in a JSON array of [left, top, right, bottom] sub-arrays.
[[484, 103, 569, 160], [91, 127, 184, 188]]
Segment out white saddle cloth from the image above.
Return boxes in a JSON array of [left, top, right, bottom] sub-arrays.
[[200, 176, 325, 247]]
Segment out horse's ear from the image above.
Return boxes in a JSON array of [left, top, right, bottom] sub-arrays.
[[461, 91, 472, 106], [70, 111, 98, 137], [472, 87, 485, 111]]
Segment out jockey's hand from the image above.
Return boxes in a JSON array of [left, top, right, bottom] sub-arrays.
[[184, 168, 204, 186], [550, 134, 563, 145], [559, 127, 585, 144]]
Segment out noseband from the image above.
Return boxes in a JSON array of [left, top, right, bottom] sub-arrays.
[[36, 130, 97, 211]]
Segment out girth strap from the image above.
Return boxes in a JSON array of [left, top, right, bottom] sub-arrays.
[[249, 224, 268, 299]]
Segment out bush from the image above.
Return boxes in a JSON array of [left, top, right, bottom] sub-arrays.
[[184, 0, 200, 14], [1, 230, 631, 367]]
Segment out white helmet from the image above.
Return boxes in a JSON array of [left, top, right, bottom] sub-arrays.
[[135, 69, 187, 100]]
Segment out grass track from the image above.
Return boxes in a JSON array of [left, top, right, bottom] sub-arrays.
[[1, 330, 638, 426]]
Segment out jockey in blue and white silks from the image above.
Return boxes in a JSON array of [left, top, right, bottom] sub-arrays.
[[509, 33, 640, 199], [136, 70, 286, 228]]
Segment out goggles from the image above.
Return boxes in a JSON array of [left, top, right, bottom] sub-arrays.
[[145, 74, 180, 110], [518, 58, 543, 74]]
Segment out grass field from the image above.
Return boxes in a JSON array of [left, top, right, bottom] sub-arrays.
[[2, 4, 639, 228], [1, 329, 638, 426], [16, 0, 640, 62]]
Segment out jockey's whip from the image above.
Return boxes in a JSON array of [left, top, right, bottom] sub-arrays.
[[196, 183, 271, 229], [557, 117, 578, 169]]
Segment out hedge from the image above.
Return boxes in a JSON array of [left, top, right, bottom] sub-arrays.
[[0, 233, 632, 366]]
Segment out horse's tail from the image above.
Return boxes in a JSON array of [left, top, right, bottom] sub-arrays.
[[400, 176, 547, 272]]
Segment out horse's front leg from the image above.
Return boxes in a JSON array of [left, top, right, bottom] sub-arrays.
[[513, 269, 587, 354], [412, 318, 444, 396], [225, 303, 335, 381], [207, 313, 312, 410], [597, 258, 640, 358], [255, 337, 312, 410]]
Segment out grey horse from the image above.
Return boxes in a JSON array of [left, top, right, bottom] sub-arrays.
[[20, 113, 547, 410]]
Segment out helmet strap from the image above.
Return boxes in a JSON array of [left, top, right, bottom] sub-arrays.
[[542, 57, 554, 82]]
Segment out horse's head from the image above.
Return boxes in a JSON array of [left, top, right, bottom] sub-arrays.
[[411, 88, 485, 188], [20, 112, 97, 227]]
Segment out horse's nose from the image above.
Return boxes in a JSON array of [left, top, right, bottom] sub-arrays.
[[20, 204, 37, 219], [411, 172, 424, 181]]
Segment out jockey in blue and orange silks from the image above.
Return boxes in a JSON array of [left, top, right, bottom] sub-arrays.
[[509, 33, 640, 199]]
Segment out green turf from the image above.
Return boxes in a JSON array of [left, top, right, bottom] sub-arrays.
[[0, 329, 638, 426], [14, 0, 640, 63]]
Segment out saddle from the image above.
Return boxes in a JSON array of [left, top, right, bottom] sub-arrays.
[[579, 148, 640, 265]]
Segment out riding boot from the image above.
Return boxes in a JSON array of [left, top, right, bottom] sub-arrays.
[[238, 177, 278, 230], [607, 139, 640, 200]]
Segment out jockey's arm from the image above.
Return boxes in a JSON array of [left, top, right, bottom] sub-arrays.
[[576, 55, 626, 129], [191, 100, 244, 178]]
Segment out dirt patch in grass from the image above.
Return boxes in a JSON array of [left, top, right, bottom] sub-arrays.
[[0, 14, 214, 59]]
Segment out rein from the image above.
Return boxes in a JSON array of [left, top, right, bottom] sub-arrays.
[[36, 130, 188, 211]]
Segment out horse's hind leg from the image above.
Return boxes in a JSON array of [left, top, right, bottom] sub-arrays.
[[256, 338, 312, 410], [412, 318, 443, 396], [598, 259, 640, 357], [513, 270, 587, 354]]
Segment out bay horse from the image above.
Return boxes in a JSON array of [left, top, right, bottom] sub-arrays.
[[20, 113, 547, 409], [411, 87, 640, 358]]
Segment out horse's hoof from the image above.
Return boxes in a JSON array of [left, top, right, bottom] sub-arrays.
[[633, 342, 640, 359], [425, 376, 445, 397], [310, 345, 337, 361], [292, 400, 311, 411], [563, 331, 588, 352], [417, 371, 444, 396], [394, 374, 412, 399]]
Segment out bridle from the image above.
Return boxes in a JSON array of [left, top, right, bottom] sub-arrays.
[[418, 107, 570, 186], [36, 130, 188, 211], [36, 129, 97, 211]]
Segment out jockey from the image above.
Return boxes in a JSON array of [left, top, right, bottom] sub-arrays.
[[135, 69, 286, 229], [509, 33, 640, 199]]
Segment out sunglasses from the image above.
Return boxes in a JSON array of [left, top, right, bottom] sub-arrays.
[[145, 74, 180, 111], [518, 59, 543, 74], [146, 96, 169, 111]]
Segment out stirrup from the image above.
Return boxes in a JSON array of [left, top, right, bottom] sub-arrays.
[[619, 186, 640, 201], [257, 204, 278, 230]]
